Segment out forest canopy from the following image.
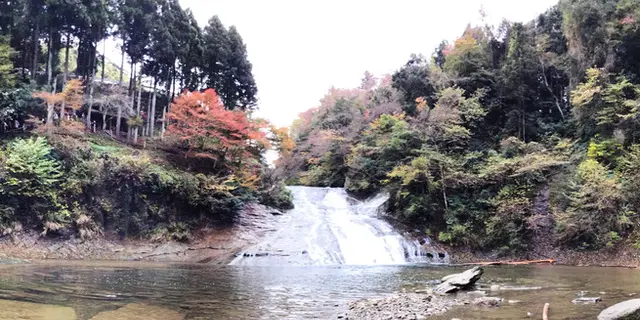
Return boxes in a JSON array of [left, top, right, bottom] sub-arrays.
[[278, 0, 640, 253]]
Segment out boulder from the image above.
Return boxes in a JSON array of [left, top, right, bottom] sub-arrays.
[[434, 267, 484, 294], [598, 299, 640, 320]]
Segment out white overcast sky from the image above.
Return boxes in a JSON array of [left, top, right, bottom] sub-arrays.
[[172, 0, 559, 128]]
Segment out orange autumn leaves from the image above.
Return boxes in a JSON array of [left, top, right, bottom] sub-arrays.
[[167, 88, 270, 163], [33, 79, 84, 111]]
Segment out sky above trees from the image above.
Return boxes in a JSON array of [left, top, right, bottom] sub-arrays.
[[178, 0, 559, 127]]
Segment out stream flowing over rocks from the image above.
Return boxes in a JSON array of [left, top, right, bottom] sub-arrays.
[[231, 187, 448, 266]]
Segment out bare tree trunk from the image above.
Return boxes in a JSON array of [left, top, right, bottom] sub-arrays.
[[46, 78, 57, 129], [46, 102, 55, 130], [116, 101, 122, 137], [145, 86, 152, 136], [134, 77, 142, 143], [63, 33, 70, 83], [129, 62, 134, 95], [46, 26, 53, 86], [86, 80, 94, 128], [32, 20, 40, 80], [150, 80, 157, 138], [161, 107, 166, 140], [119, 46, 124, 85], [539, 59, 565, 120], [102, 110, 107, 131], [101, 40, 106, 83]]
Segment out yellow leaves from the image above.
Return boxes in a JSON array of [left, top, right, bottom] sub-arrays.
[[270, 126, 295, 158], [32, 91, 63, 105], [386, 156, 431, 186], [61, 79, 85, 110], [571, 68, 603, 107], [416, 96, 429, 112]]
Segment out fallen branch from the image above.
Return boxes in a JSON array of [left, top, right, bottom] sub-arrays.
[[457, 259, 555, 266], [543, 302, 550, 320]]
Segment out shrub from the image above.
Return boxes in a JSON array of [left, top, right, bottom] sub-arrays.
[[0, 137, 69, 232]]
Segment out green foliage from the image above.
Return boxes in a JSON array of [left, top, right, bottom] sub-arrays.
[[0, 36, 14, 89], [0, 137, 68, 231], [556, 158, 628, 248], [392, 54, 436, 114]]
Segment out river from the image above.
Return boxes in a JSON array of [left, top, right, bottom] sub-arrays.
[[0, 262, 637, 319]]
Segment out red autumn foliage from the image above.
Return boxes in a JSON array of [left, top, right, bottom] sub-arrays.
[[167, 89, 268, 163]]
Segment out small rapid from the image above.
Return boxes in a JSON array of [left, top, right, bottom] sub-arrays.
[[230, 186, 448, 266]]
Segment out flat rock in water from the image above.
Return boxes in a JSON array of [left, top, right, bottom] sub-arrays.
[[572, 297, 602, 304], [89, 303, 184, 320], [598, 299, 640, 320], [0, 299, 77, 320], [435, 267, 484, 294]]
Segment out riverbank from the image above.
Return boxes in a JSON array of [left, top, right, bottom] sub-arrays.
[[0, 203, 283, 264], [447, 246, 640, 268]]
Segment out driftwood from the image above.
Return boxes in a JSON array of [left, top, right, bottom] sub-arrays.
[[458, 259, 555, 266], [543, 302, 550, 320]]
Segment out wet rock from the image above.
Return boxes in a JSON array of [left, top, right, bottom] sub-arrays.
[[301, 250, 308, 254], [254, 252, 269, 257], [597, 299, 640, 320], [473, 297, 502, 307], [434, 267, 483, 294], [572, 297, 602, 304], [268, 209, 283, 216], [0, 299, 77, 319], [89, 303, 184, 320]]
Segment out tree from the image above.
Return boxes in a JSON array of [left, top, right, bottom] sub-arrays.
[[167, 88, 267, 168], [32, 79, 84, 128], [202, 16, 229, 94], [93, 87, 132, 131], [392, 54, 436, 115]]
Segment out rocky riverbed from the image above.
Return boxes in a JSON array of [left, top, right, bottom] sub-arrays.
[[344, 293, 459, 320]]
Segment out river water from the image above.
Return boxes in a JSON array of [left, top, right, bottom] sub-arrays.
[[0, 262, 638, 319]]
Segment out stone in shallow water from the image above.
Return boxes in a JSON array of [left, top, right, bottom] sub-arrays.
[[0, 299, 77, 320], [572, 297, 602, 304], [89, 303, 184, 320]]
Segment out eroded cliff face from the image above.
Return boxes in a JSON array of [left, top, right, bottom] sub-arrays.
[[0, 202, 284, 264]]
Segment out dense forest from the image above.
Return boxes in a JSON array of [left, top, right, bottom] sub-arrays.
[[279, 0, 640, 254], [0, 0, 294, 241]]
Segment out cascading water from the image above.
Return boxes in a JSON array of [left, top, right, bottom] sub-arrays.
[[230, 186, 448, 266]]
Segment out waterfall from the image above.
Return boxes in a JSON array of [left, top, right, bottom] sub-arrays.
[[230, 186, 448, 266]]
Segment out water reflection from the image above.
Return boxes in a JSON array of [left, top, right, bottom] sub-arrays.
[[0, 262, 637, 319]]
